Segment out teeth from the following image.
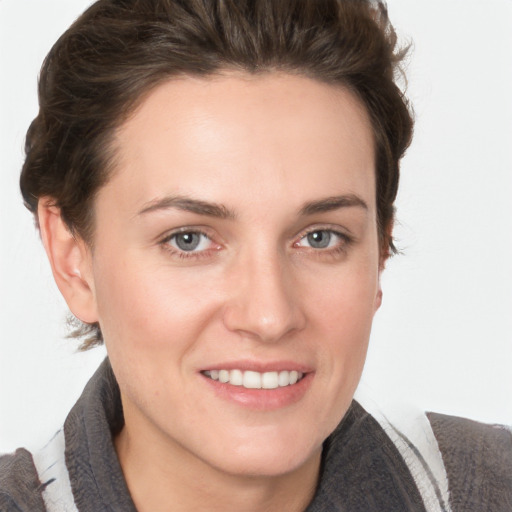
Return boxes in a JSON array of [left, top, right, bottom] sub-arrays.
[[243, 370, 261, 389], [278, 371, 290, 387], [261, 372, 278, 389], [203, 369, 304, 389], [230, 369, 243, 386]]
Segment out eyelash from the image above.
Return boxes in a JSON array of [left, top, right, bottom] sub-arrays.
[[160, 229, 219, 260], [294, 227, 354, 258], [159, 226, 354, 260]]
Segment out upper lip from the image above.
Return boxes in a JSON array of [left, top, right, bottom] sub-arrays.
[[199, 360, 313, 373]]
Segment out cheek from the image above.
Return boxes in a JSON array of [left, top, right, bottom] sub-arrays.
[[304, 263, 379, 388], [285, 265, 379, 447], [91, 260, 224, 412], [92, 254, 220, 356], [307, 262, 379, 336]]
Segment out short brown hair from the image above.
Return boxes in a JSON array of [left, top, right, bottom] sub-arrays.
[[20, 0, 413, 348]]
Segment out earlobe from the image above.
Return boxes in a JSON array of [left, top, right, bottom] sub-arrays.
[[38, 197, 98, 324], [374, 286, 383, 312], [373, 270, 383, 313]]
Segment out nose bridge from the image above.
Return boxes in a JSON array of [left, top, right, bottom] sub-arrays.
[[223, 245, 304, 342]]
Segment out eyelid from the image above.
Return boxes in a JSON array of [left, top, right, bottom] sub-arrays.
[[291, 225, 356, 258], [293, 224, 353, 244], [158, 226, 222, 258], [159, 224, 219, 242]]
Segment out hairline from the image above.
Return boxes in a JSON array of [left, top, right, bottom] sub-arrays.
[[81, 68, 380, 247]]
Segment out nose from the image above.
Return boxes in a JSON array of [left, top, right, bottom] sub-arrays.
[[222, 251, 306, 343]]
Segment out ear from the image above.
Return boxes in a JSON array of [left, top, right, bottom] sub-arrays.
[[378, 216, 396, 271], [38, 197, 98, 324], [374, 219, 392, 313], [374, 275, 383, 313]]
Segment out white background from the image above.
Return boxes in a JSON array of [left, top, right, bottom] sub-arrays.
[[1, 0, 511, 454]]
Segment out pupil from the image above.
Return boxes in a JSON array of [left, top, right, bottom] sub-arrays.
[[307, 231, 330, 249], [176, 232, 200, 251]]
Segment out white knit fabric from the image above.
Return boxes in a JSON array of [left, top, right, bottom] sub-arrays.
[[357, 395, 452, 512], [33, 429, 79, 512]]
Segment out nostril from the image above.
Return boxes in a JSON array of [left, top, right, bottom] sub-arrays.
[[222, 257, 306, 341], [223, 302, 305, 343]]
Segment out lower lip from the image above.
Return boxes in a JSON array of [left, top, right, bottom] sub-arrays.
[[200, 372, 314, 411]]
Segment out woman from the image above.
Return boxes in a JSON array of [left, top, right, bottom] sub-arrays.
[[1, 1, 510, 511]]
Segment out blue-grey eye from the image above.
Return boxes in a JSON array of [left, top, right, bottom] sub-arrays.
[[306, 230, 332, 249], [171, 232, 204, 251]]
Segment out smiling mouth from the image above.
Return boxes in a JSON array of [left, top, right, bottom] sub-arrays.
[[202, 369, 305, 389]]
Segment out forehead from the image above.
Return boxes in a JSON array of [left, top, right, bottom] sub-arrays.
[[105, 72, 376, 215]]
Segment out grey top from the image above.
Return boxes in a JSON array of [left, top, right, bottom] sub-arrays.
[[1, 359, 511, 511]]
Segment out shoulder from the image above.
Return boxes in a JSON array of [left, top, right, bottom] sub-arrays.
[[354, 396, 512, 511], [428, 412, 512, 511], [0, 448, 46, 511]]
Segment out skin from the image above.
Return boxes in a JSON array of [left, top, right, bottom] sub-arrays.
[[39, 72, 383, 512]]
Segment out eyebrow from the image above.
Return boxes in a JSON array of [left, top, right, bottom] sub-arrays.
[[138, 193, 367, 219], [138, 196, 236, 219], [299, 194, 368, 216]]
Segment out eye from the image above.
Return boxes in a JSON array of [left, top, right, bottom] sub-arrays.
[[305, 230, 333, 249], [166, 231, 213, 253], [295, 229, 348, 250]]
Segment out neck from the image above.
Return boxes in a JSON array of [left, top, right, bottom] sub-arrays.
[[114, 415, 321, 512]]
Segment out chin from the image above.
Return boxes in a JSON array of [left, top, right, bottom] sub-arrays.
[[198, 424, 325, 478], [214, 447, 320, 479]]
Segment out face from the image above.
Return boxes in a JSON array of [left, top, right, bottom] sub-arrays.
[[84, 73, 381, 478]]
